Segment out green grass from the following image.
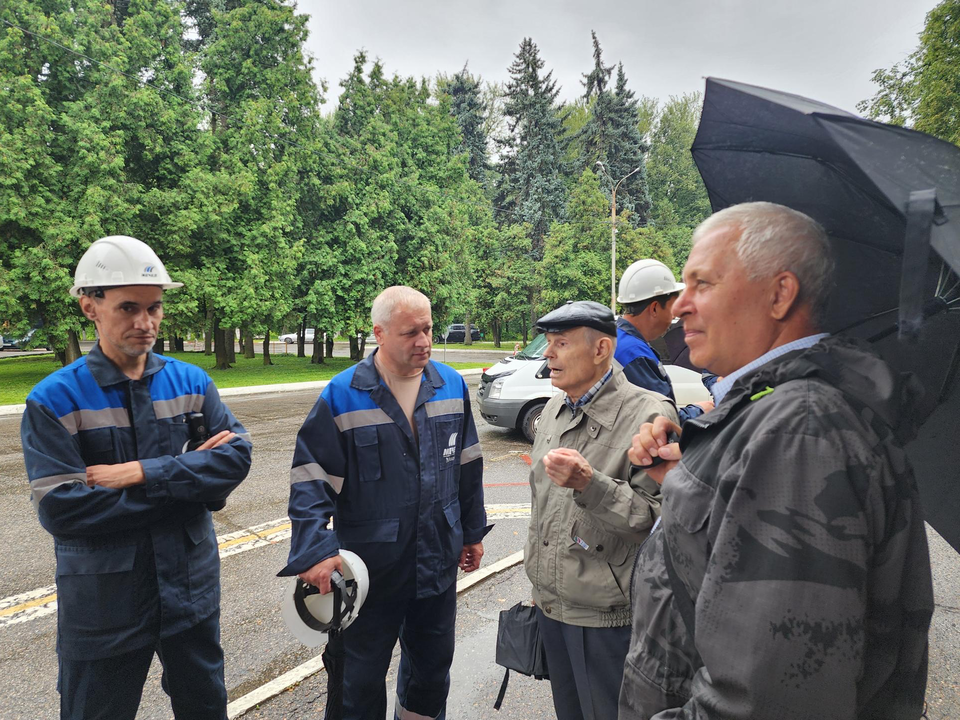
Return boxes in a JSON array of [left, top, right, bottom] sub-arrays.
[[0, 352, 487, 405]]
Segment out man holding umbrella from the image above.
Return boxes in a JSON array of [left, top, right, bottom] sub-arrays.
[[619, 202, 933, 720]]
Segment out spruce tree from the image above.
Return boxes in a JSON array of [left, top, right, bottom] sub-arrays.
[[446, 65, 489, 187], [494, 37, 568, 257], [577, 33, 651, 227]]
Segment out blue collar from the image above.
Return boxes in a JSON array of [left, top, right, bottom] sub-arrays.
[[711, 334, 830, 404], [86, 342, 166, 387], [351, 348, 445, 392]]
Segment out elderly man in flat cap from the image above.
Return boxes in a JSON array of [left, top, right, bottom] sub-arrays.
[[524, 300, 678, 720]]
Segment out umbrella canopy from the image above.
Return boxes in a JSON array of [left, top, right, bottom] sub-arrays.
[[692, 78, 960, 551]]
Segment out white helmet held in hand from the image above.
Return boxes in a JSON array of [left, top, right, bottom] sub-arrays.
[[70, 235, 184, 297], [281, 550, 370, 647], [617, 259, 685, 305]]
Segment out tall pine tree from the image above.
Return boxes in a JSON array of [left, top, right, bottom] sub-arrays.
[[445, 65, 489, 187], [494, 38, 568, 257], [577, 32, 651, 226]]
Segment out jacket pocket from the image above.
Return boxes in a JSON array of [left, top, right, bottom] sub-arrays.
[[562, 513, 634, 609], [184, 512, 219, 602], [77, 427, 120, 466], [441, 497, 464, 564], [55, 544, 137, 631], [354, 426, 381, 482], [661, 463, 715, 601], [435, 419, 460, 496], [166, 418, 191, 457]]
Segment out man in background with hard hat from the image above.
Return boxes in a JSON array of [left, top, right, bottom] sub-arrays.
[[615, 259, 714, 422], [280, 286, 490, 720], [525, 300, 677, 720], [20, 236, 252, 720]]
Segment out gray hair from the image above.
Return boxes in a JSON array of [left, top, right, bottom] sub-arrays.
[[370, 286, 431, 329], [692, 202, 835, 324]]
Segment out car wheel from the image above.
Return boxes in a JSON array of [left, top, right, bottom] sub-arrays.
[[520, 401, 547, 443]]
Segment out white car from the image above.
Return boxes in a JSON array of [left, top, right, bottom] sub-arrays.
[[477, 334, 711, 442], [279, 329, 315, 344]]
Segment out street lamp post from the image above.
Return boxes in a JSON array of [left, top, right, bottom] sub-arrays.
[[596, 162, 642, 315]]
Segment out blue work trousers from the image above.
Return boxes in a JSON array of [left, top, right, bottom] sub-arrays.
[[535, 607, 631, 720], [58, 610, 226, 720], [341, 582, 457, 720]]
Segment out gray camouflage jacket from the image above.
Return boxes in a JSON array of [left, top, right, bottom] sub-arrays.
[[619, 335, 934, 720]]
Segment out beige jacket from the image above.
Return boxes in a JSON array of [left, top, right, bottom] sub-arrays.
[[524, 367, 678, 628]]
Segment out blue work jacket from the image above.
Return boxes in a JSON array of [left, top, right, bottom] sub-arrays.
[[615, 318, 704, 425], [280, 351, 490, 600], [20, 344, 252, 660]]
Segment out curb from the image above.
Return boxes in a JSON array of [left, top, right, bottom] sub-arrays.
[[0, 368, 486, 417]]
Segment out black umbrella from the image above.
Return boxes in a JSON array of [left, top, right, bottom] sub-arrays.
[[691, 78, 960, 551]]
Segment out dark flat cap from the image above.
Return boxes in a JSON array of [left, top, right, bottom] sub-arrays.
[[535, 300, 617, 336]]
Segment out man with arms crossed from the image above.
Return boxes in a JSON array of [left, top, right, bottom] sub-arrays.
[[21, 236, 252, 719], [619, 203, 933, 720], [525, 300, 677, 720], [281, 286, 490, 720]]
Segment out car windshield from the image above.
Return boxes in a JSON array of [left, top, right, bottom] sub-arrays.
[[516, 333, 547, 359]]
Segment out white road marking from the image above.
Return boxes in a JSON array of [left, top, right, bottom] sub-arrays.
[[0, 505, 531, 629], [226, 550, 526, 719]]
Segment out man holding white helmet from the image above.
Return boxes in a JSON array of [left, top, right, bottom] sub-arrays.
[[280, 286, 490, 720], [20, 236, 252, 720], [615, 259, 714, 422]]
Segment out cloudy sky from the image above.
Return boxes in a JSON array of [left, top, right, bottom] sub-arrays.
[[298, 0, 936, 114]]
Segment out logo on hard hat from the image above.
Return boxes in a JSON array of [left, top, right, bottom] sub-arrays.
[[143, 265, 158, 277]]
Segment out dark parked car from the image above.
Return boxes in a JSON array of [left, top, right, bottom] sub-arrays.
[[1, 327, 48, 351], [437, 323, 480, 343]]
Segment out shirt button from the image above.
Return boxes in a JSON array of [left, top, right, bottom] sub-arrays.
[[596, 544, 604, 552], [543, 540, 549, 546], [545, 606, 552, 614]]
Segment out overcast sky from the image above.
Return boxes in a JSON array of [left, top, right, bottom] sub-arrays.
[[298, 0, 936, 115]]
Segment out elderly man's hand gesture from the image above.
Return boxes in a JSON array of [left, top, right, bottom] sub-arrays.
[[542, 448, 594, 491], [628, 416, 683, 485]]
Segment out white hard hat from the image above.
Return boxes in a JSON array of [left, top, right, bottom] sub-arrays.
[[617, 259, 685, 305], [281, 550, 369, 647], [70, 235, 184, 297]]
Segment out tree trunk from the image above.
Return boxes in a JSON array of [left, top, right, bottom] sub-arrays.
[[204, 306, 213, 355], [213, 316, 231, 370], [62, 330, 83, 366], [175, 336, 184, 352], [358, 333, 366, 359], [153, 336, 165, 355], [348, 334, 360, 362], [227, 328, 236, 363], [242, 325, 255, 359], [326, 333, 334, 359], [263, 331, 273, 365], [311, 329, 324, 364], [493, 318, 502, 348], [297, 319, 306, 358], [464, 309, 473, 346]]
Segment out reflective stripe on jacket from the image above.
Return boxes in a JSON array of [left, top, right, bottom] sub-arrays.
[[21, 343, 252, 659], [281, 351, 490, 600]]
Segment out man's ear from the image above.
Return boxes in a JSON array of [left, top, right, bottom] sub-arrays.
[[78, 296, 98, 323], [595, 335, 613, 364], [770, 271, 801, 320]]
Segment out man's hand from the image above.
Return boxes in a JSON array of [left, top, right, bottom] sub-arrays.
[[86, 461, 145, 489], [628, 416, 683, 485], [298, 555, 343, 595], [195, 430, 236, 451], [459, 542, 484, 572], [695, 400, 715, 413], [542, 448, 593, 490]]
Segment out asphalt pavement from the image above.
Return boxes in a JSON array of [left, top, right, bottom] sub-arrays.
[[0, 375, 957, 719]]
